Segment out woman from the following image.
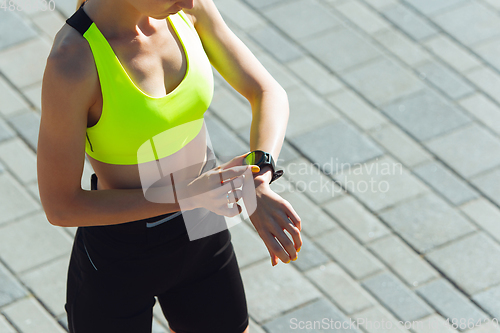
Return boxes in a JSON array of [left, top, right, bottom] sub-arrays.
[[37, 0, 302, 332]]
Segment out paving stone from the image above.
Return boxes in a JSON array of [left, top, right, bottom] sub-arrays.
[[460, 197, 500, 244], [327, 89, 387, 131], [204, 114, 248, 158], [290, 118, 384, 176], [466, 67, 500, 105], [0, 172, 40, 225], [0, 261, 27, 308], [0, 118, 15, 143], [367, 234, 439, 288], [81, 158, 95, 191], [209, 87, 252, 131], [379, 192, 476, 253], [241, 0, 284, 10], [0, 77, 29, 117], [6, 109, 41, 151], [287, 56, 344, 96], [433, 1, 500, 46], [284, 86, 340, 138], [382, 89, 472, 141], [227, 23, 263, 56], [240, 260, 322, 323], [248, 24, 303, 63], [322, 195, 390, 244], [413, 160, 479, 205], [372, 28, 431, 67], [2, 297, 67, 333], [0, 315, 16, 333], [382, 4, 438, 41], [152, 318, 169, 333], [0, 138, 38, 184], [253, 51, 300, 90], [263, 297, 362, 333], [21, 83, 42, 112], [472, 284, 500, 320], [425, 232, 500, 295], [152, 297, 170, 330], [277, 186, 339, 237], [466, 322, 500, 333], [264, 0, 341, 40], [315, 228, 384, 279], [19, 254, 70, 317], [474, 37, 500, 72], [424, 123, 500, 178], [229, 219, 270, 268], [302, 26, 382, 73], [0, 211, 72, 274], [289, 234, 330, 272], [368, 123, 433, 168], [416, 279, 488, 326], [459, 93, 500, 136], [351, 305, 411, 333], [0, 11, 37, 50], [0, 37, 51, 89], [30, 10, 66, 41], [403, 0, 468, 15], [335, 0, 390, 34], [416, 61, 475, 100], [333, 155, 429, 212], [362, 0, 399, 10], [274, 141, 300, 168], [410, 313, 459, 333], [471, 168, 500, 206], [249, 318, 266, 333], [361, 271, 434, 322], [424, 34, 483, 73], [216, 0, 264, 31], [342, 57, 423, 107], [306, 262, 376, 314], [282, 156, 346, 204], [54, 0, 77, 18]]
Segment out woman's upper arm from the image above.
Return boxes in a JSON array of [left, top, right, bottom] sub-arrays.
[[37, 29, 97, 225], [184, 0, 285, 102]]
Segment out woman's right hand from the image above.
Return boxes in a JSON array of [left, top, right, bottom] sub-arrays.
[[177, 153, 260, 217]]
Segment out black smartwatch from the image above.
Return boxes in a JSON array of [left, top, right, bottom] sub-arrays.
[[243, 150, 284, 184]]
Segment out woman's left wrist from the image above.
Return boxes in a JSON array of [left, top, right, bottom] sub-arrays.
[[253, 165, 273, 187]]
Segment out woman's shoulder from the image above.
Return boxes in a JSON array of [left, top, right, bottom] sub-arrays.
[[46, 24, 97, 84]]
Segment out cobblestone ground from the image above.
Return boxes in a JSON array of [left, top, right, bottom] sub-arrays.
[[1, 0, 500, 332]]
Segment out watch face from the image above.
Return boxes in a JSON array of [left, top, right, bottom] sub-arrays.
[[244, 150, 266, 166]]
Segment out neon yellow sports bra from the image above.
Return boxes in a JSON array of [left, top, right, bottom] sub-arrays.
[[66, 3, 214, 165]]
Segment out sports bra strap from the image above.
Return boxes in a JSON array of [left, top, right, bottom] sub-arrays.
[[66, 2, 92, 36]]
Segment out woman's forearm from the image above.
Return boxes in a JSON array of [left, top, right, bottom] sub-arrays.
[[249, 86, 289, 183], [49, 185, 180, 228]]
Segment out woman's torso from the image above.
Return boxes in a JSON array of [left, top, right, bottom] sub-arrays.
[[64, 5, 213, 190]]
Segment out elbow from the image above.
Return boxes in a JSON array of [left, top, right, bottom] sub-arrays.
[[40, 197, 77, 227], [249, 82, 288, 107], [44, 208, 71, 227]]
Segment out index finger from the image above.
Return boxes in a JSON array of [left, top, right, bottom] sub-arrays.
[[220, 165, 254, 181]]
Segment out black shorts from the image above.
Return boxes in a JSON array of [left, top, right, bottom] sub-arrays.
[[64, 173, 249, 333]]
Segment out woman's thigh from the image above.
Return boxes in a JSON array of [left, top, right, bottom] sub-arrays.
[[65, 227, 157, 333], [157, 228, 249, 333]]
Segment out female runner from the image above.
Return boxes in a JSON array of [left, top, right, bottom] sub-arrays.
[[37, 0, 302, 332]]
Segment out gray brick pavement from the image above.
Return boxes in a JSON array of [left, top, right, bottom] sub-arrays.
[[379, 192, 476, 253], [425, 232, 500, 295], [382, 89, 472, 141], [361, 271, 434, 322], [416, 278, 488, 330]]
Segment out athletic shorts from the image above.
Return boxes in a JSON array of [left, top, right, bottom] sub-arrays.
[[64, 167, 249, 332]]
